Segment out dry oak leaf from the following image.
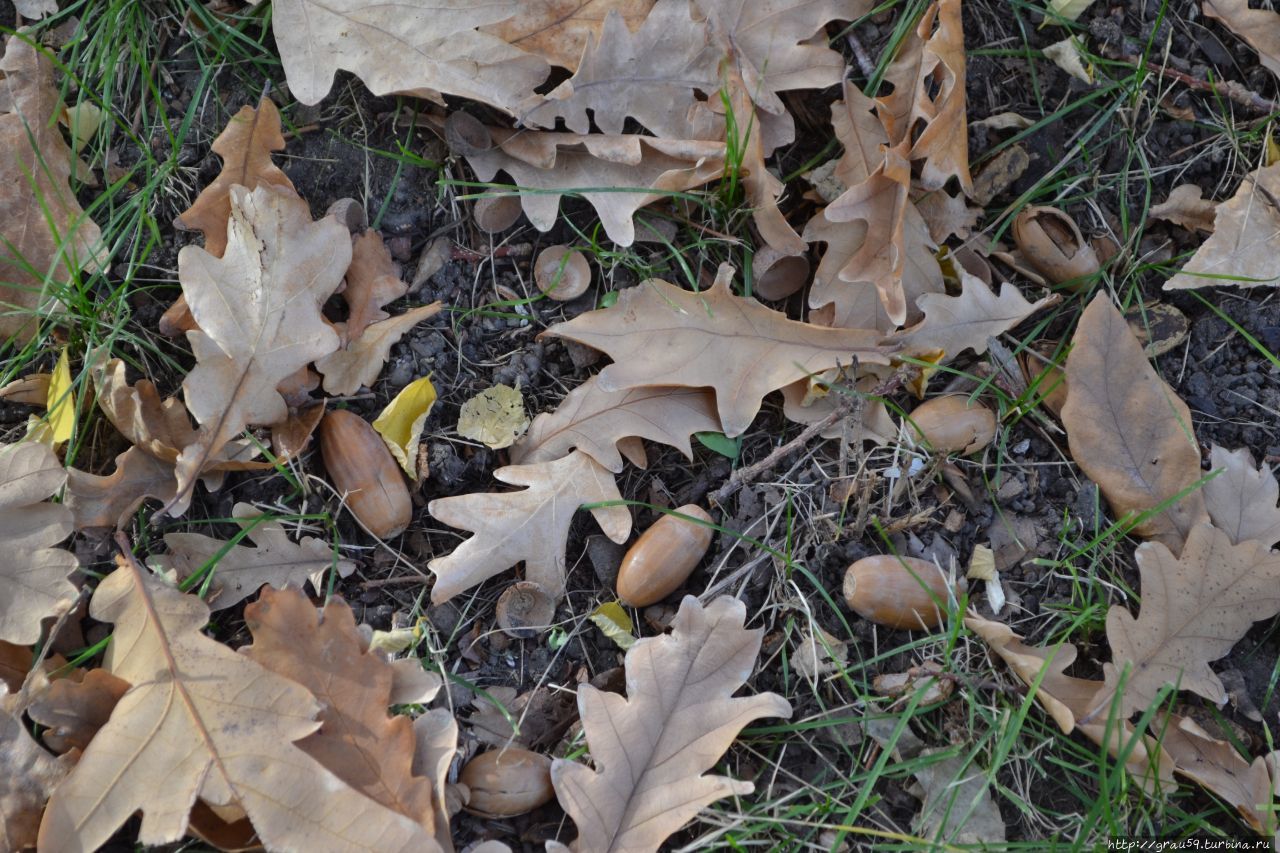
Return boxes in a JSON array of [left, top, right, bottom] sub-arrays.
[[2, 689, 69, 852], [0, 642, 32, 694], [428, 450, 630, 603], [1150, 184, 1217, 234], [890, 272, 1057, 362], [549, 595, 792, 853], [510, 377, 721, 472], [1164, 162, 1280, 290], [1091, 523, 1280, 721], [170, 184, 348, 516], [243, 586, 447, 839], [463, 128, 725, 247], [149, 502, 356, 612], [481, 0, 655, 71], [966, 614, 1174, 794], [1159, 712, 1275, 835], [543, 265, 890, 437], [1204, 0, 1280, 81], [0, 34, 103, 344], [341, 230, 407, 343], [316, 302, 444, 397], [266, 0, 547, 113], [38, 553, 440, 853], [411, 709, 462, 851], [1060, 294, 1207, 553], [27, 668, 130, 754], [1204, 445, 1280, 548], [0, 442, 77, 646], [65, 447, 181, 531]]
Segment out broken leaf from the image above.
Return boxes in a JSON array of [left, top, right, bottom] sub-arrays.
[[909, 748, 1007, 845], [1158, 712, 1275, 835], [2, 688, 69, 851], [1060, 294, 1207, 552], [588, 601, 636, 650], [1164, 162, 1280, 290], [1043, 37, 1093, 84], [65, 447, 182, 531], [1203, 445, 1280, 548], [550, 596, 791, 851], [793, 625, 848, 681], [1046, 0, 1094, 22], [891, 272, 1057, 362], [458, 384, 529, 450], [1204, 0, 1280, 82], [1151, 184, 1216, 234], [428, 451, 631, 603], [342, 230, 408, 343], [27, 668, 130, 754], [373, 374, 439, 478], [316, 302, 444, 397]]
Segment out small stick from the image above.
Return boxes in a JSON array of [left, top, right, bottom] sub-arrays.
[[708, 407, 847, 508], [1100, 45, 1280, 115]]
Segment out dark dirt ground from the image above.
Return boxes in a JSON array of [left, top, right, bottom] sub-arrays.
[[5, 0, 1280, 848]]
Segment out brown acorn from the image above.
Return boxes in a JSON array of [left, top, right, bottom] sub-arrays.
[[319, 410, 412, 538], [460, 748, 554, 818], [843, 555, 961, 630], [616, 505, 714, 607]]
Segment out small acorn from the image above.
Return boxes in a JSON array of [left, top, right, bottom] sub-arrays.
[[1012, 205, 1099, 289], [319, 410, 412, 538], [843, 555, 962, 630], [616, 505, 714, 607], [905, 395, 996, 455], [460, 748, 554, 818]]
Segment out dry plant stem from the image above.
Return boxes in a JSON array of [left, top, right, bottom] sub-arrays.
[[1101, 45, 1280, 115]]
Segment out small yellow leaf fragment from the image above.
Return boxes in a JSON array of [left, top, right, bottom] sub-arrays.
[[61, 102, 104, 153], [589, 601, 636, 650], [967, 544, 997, 581], [26, 348, 74, 447], [1045, 0, 1094, 23], [372, 374, 437, 479], [368, 626, 419, 654], [458, 383, 529, 450], [1043, 38, 1094, 84], [1266, 128, 1280, 168]]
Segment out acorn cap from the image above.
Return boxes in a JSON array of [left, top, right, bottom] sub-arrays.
[[534, 245, 591, 301]]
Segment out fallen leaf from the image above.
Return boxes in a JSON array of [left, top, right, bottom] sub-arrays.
[[0, 642, 32, 694], [908, 747, 1007, 845], [511, 378, 721, 472], [148, 502, 356, 611], [61, 101, 103, 153], [1203, 445, 1280, 548], [2, 689, 69, 851], [428, 451, 632, 603], [243, 586, 445, 837], [170, 184, 348, 516], [13, 0, 57, 19], [589, 601, 636, 650], [543, 264, 889, 437], [316, 302, 444, 396], [0, 34, 104, 344], [550, 596, 792, 851], [0, 371, 49, 404], [1204, 0, 1280, 81], [915, 188, 981, 242], [0, 442, 77, 645], [1158, 712, 1275, 835], [412, 709, 462, 850], [342, 230, 408, 342], [1090, 524, 1280, 721], [482, 0, 655, 70], [1060, 294, 1207, 552], [793, 625, 848, 680], [65, 446, 181, 531], [41, 552, 441, 852], [1046, 0, 1094, 22], [27, 668, 130, 753], [373, 375, 439, 478], [1164, 162, 1280, 290], [458, 384, 530, 450], [463, 128, 725, 247], [1151, 184, 1216, 234], [25, 346, 74, 447], [1043, 37, 1093, 84], [891, 272, 1057, 362]]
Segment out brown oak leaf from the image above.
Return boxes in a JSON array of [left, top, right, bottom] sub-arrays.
[[1163, 162, 1280, 291], [1203, 445, 1280, 548], [481, 0, 656, 71]]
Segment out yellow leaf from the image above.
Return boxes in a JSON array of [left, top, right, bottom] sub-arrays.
[[967, 543, 996, 580], [372, 374, 437, 479], [1045, 0, 1094, 24], [61, 102, 104, 153], [1266, 127, 1280, 167], [457, 383, 529, 449], [589, 601, 636, 650], [26, 348, 74, 447]]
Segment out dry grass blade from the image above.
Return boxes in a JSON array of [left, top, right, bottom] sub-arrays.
[[549, 596, 792, 852]]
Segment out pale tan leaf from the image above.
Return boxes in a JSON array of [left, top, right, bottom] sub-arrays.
[[427, 450, 631, 603], [543, 265, 890, 436], [1150, 184, 1217, 234], [269, 0, 547, 111], [1043, 37, 1094, 84], [38, 556, 440, 853], [1159, 713, 1275, 835], [830, 80, 888, 189], [551, 596, 791, 852], [510, 378, 721, 472], [2, 697, 68, 851], [411, 709, 461, 852], [65, 447, 180, 531], [27, 668, 130, 754], [0, 442, 77, 646], [1060, 294, 1207, 552], [342, 230, 407, 343], [481, 0, 655, 70], [463, 128, 724, 247], [243, 587, 442, 836], [1164, 161, 1280, 291], [915, 187, 981, 242], [1093, 524, 1280, 720], [0, 34, 103, 344], [13, 0, 57, 19], [171, 185, 348, 516], [792, 626, 847, 680], [1047, 0, 1095, 23], [779, 376, 896, 444], [1205, 0, 1280, 81], [909, 748, 1006, 844], [149, 502, 356, 611], [316, 302, 444, 396], [891, 272, 1057, 362], [1204, 445, 1280, 548]]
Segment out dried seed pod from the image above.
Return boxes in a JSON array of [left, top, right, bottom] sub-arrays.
[[534, 245, 591, 301], [843, 556, 961, 630], [496, 581, 555, 639], [616, 505, 714, 607], [443, 111, 492, 155], [474, 193, 522, 232], [460, 748, 554, 818], [751, 247, 809, 300], [906, 395, 996, 455], [1012, 205, 1099, 288], [320, 409, 412, 538]]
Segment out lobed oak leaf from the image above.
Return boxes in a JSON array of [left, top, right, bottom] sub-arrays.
[[341, 230, 407, 343], [1163, 162, 1280, 291], [316, 302, 444, 397], [1158, 712, 1275, 835], [543, 265, 890, 436], [2, 689, 69, 852], [1150, 184, 1217, 234], [0, 34, 103, 344], [510, 377, 721, 472], [38, 552, 440, 853], [549, 595, 792, 852], [1060, 294, 1207, 552], [148, 502, 356, 612], [1203, 445, 1280, 548], [1093, 524, 1280, 721], [0, 442, 77, 646], [243, 586, 446, 839], [169, 184, 349, 516], [890, 272, 1057, 361], [427, 450, 631, 603], [65, 447, 181, 531], [1204, 0, 1280, 81], [411, 710, 462, 851], [26, 668, 129, 754], [481, 0, 656, 71]]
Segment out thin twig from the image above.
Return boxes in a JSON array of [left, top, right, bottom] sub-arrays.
[[1100, 44, 1280, 115]]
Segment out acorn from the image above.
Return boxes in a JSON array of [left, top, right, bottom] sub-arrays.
[[319, 410, 412, 538], [905, 395, 996, 455], [460, 748, 554, 818], [534, 245, 591, 301], [843, 556, 962, 630], [1012, 205, 1099, 289], [616, 505, 714, 607]]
